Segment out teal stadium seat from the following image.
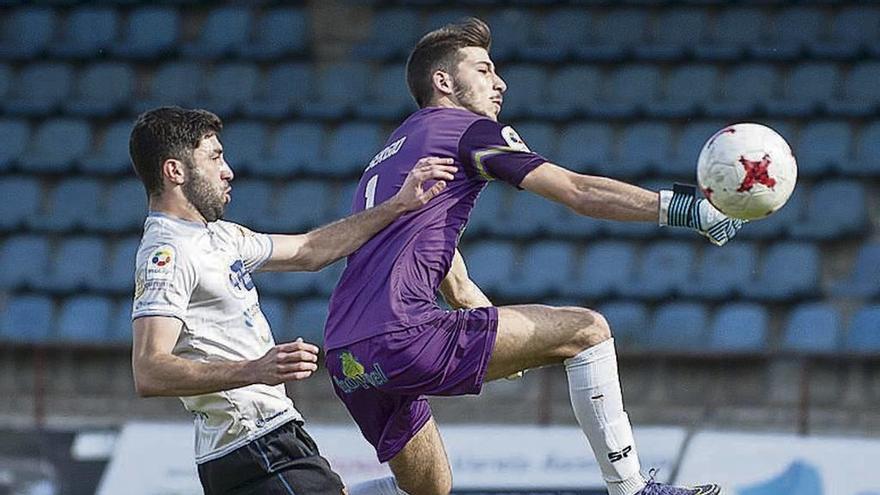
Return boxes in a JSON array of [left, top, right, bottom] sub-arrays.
[[0, 7, 55, 60], [19, 119, 90, 173], [485, 9, 532, 61], [753, 7, 824, 61], [182, 6, 252, 59], [682, 242, 758, 300], [520, 8, 591, 63], [259, 297, 289, 341], [593, 64, 660, 119], [494, 192, 559, 238], [356, 64, 417, 120], [503, 241, 576, 299], [461, 241, 517, 296], [694, 7, 767, 61], [829, 62, 880, 117], [738, 180, 804, 240], [830, 242, 880, 298], [223, 179, 273, 230], [355, 9, 421, 61], [95, 237, 139, 293], [57, 296, 112, 342], [845, 306, 880, 353], [238, 8, 307, 60], [0, 235, 50, 290], [575, 9, 648, 62], [0, 295, 54, 343], [133, 61, 202, 113], [750, 242, 820, 301], [623, 241, 696, 300], [221, 121, 268, 176], [597, 301, 648, 349], [81, 121, 136, 175], [246, 63, 314, 119], [567, 241, 636, 300], [195, 63, 260, 116], [782, 303, 842, 353], [647, 65, 720, 118], [94, 178, 147, 232], [466, 185, 506, 236], [65, 63, 135, 117], [788, 180, 867, 239], [635, 8, 707, 61], [264, 122, 324, 176], [0, 177, 41, 232], [273, 180, 333, 231], [796, 121, 851, 177], [28, 177, 102, 231], [707, 64, 779, 118], [0, 119, 29, 171], [113, 7, 179, 59], [846, 122, 880, 176], [48, 7, 118, 59], [556, 122, 613, 175], [647, 302, 709, 351], [37, 237, 107, 293], [709, 303, 768, 352], [4, 62, 73, 116], [300, 63, 370, 120], [109, 300, 132, 343], [618, 122, 672, 177], [810, 6, 880, 59], [766, 63, 840, 118], [320, 123, 382, 177], [537, 65, 601, 120], [665, 121, 726, 180]]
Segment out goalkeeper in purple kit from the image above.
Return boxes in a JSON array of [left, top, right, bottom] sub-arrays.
[[325, 18, 740, 495]]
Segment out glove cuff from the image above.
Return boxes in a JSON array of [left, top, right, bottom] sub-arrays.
[[659, 184, 698, 228], [658, 189, 673, 226]]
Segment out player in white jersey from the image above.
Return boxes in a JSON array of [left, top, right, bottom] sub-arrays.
[[129, 106, 453, 495]]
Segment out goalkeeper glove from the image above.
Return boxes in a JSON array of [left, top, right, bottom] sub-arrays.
[[659, 184, 745, 247]]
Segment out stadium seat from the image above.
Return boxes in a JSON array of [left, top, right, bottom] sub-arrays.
[[57, 296, 112, 342], [766, 63, 840, 118], [520, 8, 591, 63], [461, 241, 517, 296], [271, 180, 333, 232], [828, 62, 880, 117], [300, 63, 370, 120], [635, 8, 707, 61], [485, 9, 531, 61], [646, 302, 709, 351], [220, 121, 268, 176], [37, 237, 106, 293], [18, 119, 91, 173], [182, 7, 251, 59], [566, 241, 636, 299], [0, 295, 54, 343], [809, 7, 880, 59], [709, 303, 768, 352], [575, 9, 648, 61], [556, 122, 613, 174], [356, 64, 417, 120], [29, 177, 103, 231], [795, 121, 851, 177], [514, 122, 556, 158], [538, 66, 602, 120], [622, 241, 695, 300], [316, 260, 345, 297], [0, 119, 28, 171], [594, 65, 660, 119], [0, 7, 55, 60], [788, 180, 867, 239], [551, 206, 603, 239], [493, 192, 559, 238], [222, 179, 274, 230], [494, 64, 546, 119], [287, 298, 329, 345], [108, 300, 132, 343], [113, 7, 179, 59], [848, 122, 880, 176], [263, 122, 324, 177], [133, 62, 202, 113], [246, 63, 314, 119], [238, 7, 307, 60], [695, 8, 767, 61], [830, 242, 880, 298], [781, 303, 842, 353], [617, 122, 672, 177], [753, 7, 824, 61], [49, 7, 117, 58], [682, 242, 758, 300], [845, 305, 880, 353], [194, 63, 259, 116], [93, 178, 147, 232], [0, 177, 41, 232], [664, 121, 726, 179], [320, 123, 382, 177], [96, 237, 139, 293], [750, 242, 820, 301], [597, 301, 648, 349], [81, 121, 135, 175], [3, 62, 73, 116], [0, 63, 10, 102], [64, 63, 135, 117], [706, 64, 779, 118], [258, 297, 288, 339], [647, 65, 719, 118], [502, 241, 576, 299], [466, 185, 506, 236], [0, 235, 50, 290], [355, 9, 421, 61]]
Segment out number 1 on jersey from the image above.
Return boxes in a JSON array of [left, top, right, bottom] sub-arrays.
[[365, 174, 379, 209]]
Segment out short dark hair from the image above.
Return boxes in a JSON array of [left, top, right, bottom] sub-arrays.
[[129, 106, 223, 196], [405, 17, 492, 108]]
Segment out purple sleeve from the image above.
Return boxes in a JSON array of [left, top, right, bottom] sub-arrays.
[[457, 119, 548, 189]]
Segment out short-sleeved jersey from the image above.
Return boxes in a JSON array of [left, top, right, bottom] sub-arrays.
[[325, 107, 547, 350], [132, 212, 302, 464]]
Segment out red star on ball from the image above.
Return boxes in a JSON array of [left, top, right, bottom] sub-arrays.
[[737, 154, 777, 192]]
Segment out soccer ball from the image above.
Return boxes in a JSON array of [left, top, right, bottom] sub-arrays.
[[696, 123, 797, 221]]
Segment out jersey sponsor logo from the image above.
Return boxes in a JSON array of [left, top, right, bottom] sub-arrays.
[[365, 136, 407, 172], [146, 245, 175, 281], [333, 351, 389, 393], [227, 259, 255, 299], [501, 126, 530, 152]]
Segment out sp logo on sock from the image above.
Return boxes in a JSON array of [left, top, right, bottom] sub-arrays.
[[608, 445, 633, 463]]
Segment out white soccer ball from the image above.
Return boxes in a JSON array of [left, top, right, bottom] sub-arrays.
[[696, 122, 797, 221]]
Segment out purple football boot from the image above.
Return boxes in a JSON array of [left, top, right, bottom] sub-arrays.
[[635, 470, 721, 495]]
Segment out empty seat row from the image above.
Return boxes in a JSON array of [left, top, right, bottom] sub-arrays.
[[0, 6, 308, 61]]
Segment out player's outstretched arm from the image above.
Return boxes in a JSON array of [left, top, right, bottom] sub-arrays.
[[439, 249, 492, 309], [261, 157, 457, 272], [132, 316, 319, 397], [520, 162, 743, 246]]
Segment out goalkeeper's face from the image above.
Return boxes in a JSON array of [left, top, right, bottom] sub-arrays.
[[182, 134, 234, 223], [451, 47, 507, 121]]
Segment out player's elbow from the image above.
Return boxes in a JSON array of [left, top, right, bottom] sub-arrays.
[[132, 361, 165, 397]]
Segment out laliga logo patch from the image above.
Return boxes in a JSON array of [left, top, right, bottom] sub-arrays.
[[501, 126, 530, 152], [146, 245, 175, 281], [227, 259, 255, 299]]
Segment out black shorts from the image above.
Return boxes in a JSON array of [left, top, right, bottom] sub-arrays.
[[197, 420, 345, 495]]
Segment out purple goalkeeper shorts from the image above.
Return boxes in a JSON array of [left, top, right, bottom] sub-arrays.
[[325, 307, 498, 463]]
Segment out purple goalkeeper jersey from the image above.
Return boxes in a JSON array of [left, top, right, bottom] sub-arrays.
[[324, 107, 547, 350]]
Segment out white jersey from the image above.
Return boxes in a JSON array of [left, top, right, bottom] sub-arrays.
[[132, 212, 303, 464]]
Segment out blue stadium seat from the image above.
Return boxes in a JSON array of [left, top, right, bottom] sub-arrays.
[[19, 119, 91, 173], [182, 7, 251, 59], [222, 179, 274, 230], [0, 7, 55, 59], [93, 178, 146, 232], [287, 298, 329, 345], [192, 63, 259, 117], [57, 296, 112, 342], [356, 64, 417, 120], [646, 302, 709, 351], [81, 121, 135, 175], [647, 65, 719, 118], [753, 7, 824, 61], [259, 297, 289, 340], [0, 177, 40, 231], [593, 65, 660, 119], [706, 64, 779, 118], [796, 121, 851, 177], [664, 121, 726, 179], [682, 242, 758, 300], [354, 9, 421, 61], [520, 8, 591, 63], [617, 122, 672, 177], [782, 303, 842, 353], [113, 7, 179, 59], [499, 65, 547, 119], [750, 242, 820, 301], [65, 63, 135, 117], [108, 300, 132, 343], [567, 241, 636, 299], [3, 62, 73, 116], [49, 7, 118, 58], [493, 192, 559, 238], [320, 123, 382, 177], [246, 63, 314, 119], [461, 241, 517, 296], [695, 8, 767, 61], [221, 121, 268, 176], [263, 122, 324, 177], [316, 260, 345, 297], [538, 66, 602, 120], [466, 185, 506, 236], [830, 243, 880, 298], [37, 237, 106, 293], [810, 7, 880, 59], [709, 303, 768, 352], [788, 180, 867, 239], [329, 183, 358, 221], [300, 63, 370, 120], [502, 241, 576, 299], [133, 62, 202, 113], [0, 64, 10, 101], [0, 235, 50, 290], [635, 8, 707, 61], [0, 119, 28, 171], [575, 9, 648, 61], [766, 63, 840, 118], [598, 301, 648, 349], [829, 63, 880, 117], [556, 123, 613, 174], [551, 206, 603, 239], [848, 122, 880, 176], [96, 237, 139, 293], [29, 177, 102, 231], [486, 9, 531, 61], [845, 305, 880, 353], [0, 295, 54, 343], [514, 123, 556, 158], [238, 7, 307, 60], [271, 180, 332, 232], [622, 241, 695, 300], [253, 271, 312, 298]]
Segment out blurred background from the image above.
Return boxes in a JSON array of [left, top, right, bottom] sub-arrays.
[[0, 0, 879, 493]]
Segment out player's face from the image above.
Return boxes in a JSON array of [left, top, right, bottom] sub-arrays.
[[451, 47, 507, 121], [182, 134, 234, 222]]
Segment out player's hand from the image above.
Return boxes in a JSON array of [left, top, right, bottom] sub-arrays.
[[391, 157, 457, 212], [248, 338, 320, 386], [659, 184, 746, 246]]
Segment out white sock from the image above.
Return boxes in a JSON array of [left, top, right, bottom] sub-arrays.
[[564, 338, 646, 495], [347, 476, 409, 495]]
